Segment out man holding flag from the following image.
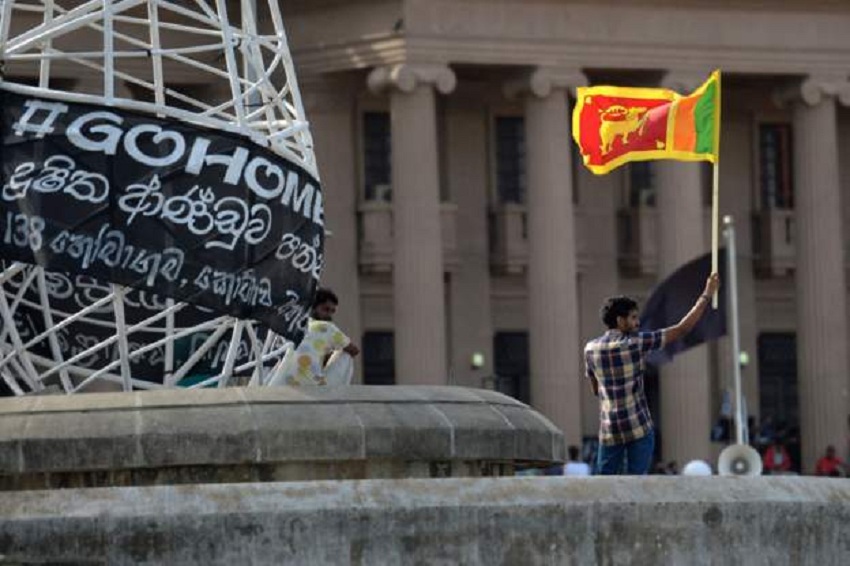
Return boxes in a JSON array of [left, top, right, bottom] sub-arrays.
[[573, 70, 723, 474], [585, 273, 719, 475]]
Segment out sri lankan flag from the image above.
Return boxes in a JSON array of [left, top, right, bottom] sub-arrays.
[[572, 70, 720, 175]]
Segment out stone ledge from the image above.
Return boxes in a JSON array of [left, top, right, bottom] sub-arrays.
[[0, 386, 563, 487], [0, 477, 847, 565]]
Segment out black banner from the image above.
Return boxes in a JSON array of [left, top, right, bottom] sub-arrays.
[[0, 88, 322, 344], [640, 249, 727, 365]]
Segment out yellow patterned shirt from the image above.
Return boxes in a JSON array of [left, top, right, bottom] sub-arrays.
[[282, 319, 351, 386]]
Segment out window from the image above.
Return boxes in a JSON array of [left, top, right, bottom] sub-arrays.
[[757, 333, 799, 427], [495, 116, 526, 204], [362, 331, 395, 385], [759, 124, 794, 209], [494, 114, 579, 205], [362, 112, 392, 201], [627, 162, 655, 207], [493, 332, 529, 403]]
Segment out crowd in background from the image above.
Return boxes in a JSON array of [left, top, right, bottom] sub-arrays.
[[517, 413, 849, 477]]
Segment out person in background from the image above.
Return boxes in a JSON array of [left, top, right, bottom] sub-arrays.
[[762, 439, 792, 475], [270, 288, 360, 386], [564, 446, 591, 476], [815, 445, 846, 477]]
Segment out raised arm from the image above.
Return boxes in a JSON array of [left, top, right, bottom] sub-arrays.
[[662, 273, 720, 346]]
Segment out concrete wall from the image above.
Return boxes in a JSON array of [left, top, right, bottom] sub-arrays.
[[1, 477, 847, 565]]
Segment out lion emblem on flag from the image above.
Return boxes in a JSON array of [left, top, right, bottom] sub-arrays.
[[599, 105, 649, 155]]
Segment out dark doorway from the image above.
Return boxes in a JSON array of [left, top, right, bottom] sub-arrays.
[[493, 332, 530, 403], [362, 331, 395, 385], [757, 332, 800, 472]]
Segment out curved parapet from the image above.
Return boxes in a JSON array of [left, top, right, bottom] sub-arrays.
[[0, 386, 564, 489]]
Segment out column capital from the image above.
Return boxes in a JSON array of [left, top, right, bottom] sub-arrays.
[[503, 66, 586, 100], [774, 74, 850, 108], [661, 70, 712, 93], [367, 63, 456, 95]]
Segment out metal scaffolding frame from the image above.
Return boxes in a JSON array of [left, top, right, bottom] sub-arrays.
[[0, 1, 314, 393]]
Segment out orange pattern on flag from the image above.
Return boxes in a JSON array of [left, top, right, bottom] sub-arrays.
[[672, 95, 699, 152]]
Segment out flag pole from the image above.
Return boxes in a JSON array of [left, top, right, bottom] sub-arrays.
[[711, 161, 720, 309], [710, 70, 721, 309]]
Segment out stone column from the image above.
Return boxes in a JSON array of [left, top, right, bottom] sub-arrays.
[[656, 72, 713, 466], [445, 92, 494, 388], [576, 169, 620, 439], [368, 64, 456, 385], [505, 68, 585, 445], [784, 76, 850, 472]]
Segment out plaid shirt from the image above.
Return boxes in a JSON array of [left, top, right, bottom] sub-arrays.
[[584, 329, 664, 446]]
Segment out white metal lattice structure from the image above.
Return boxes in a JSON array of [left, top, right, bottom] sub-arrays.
[[0, 0, 317, 394], [0, 0, 316, 177]]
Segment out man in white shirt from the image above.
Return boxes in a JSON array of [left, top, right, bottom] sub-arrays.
[[272, 288, 360, 386]]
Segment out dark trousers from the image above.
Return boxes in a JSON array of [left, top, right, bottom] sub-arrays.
[[596, 430, 655, 475]]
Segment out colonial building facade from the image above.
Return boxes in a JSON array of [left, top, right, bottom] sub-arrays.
[[287, 0, 850, 472], [4, 1, 848, 473]]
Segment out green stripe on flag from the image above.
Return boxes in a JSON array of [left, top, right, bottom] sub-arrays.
[[694, 81, 717, 155]]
